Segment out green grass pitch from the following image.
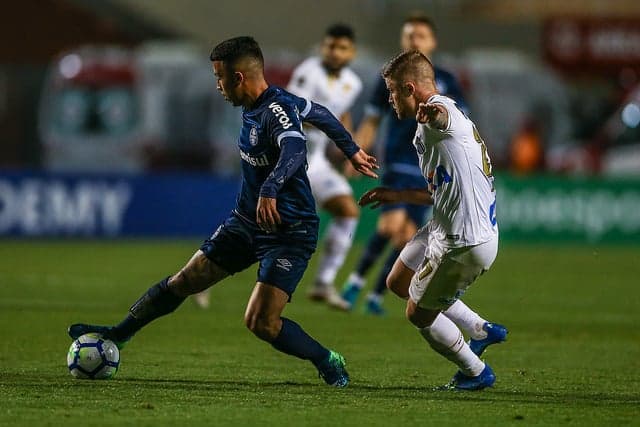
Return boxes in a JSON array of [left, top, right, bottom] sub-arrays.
[[0, 240, 638, 426]]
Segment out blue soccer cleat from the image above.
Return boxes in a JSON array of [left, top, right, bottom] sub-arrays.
[[317, 350, 349, 387], [68, 323, 129, 350], [469, 322, 508, 356], [448, 364, 496, 391], [365, 296, 386, 316], [340, 283, 362, 311]]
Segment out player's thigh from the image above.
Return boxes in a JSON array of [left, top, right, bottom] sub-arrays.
[[256, 241, 314, 298], [244, 282, 290, 340], [377, 208, 409, 236], [200, 215, 257, 272], [409, 248, 485, 311], [389, 226, 429, 296], [169, 250, 230, 296], [308, 160, 354, 208], [322, 194, 359, 218]]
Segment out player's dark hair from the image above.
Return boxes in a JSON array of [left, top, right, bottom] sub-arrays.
[[325, 23, 355, 42], [382, 50, 434, 82], [403, 12, 437, 35], [209, 36, 264, 67]]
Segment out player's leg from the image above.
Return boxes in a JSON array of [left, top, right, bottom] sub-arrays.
[[251, 238, 349, 387], [341, 208, 405, 309], [407, 241, 498, 390], [365, 211, 418, 315], [69, 250, 230, 346], [69, 215, 253, 346], [441, 236, 507, 355], [306, 162, 358, 309]]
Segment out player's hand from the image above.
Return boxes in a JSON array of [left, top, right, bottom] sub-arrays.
[[417, 102, 446, 128], [256, 196, 281, 233], [358, 187, 401, 209], [342, 160, 359, 178], [349, 149, 379, 179]]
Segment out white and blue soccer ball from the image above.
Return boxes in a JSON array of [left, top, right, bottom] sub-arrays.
[[67, 333, 120, 379]]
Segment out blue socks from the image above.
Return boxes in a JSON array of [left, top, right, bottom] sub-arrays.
[[271, 317, 330, 367], [112, 277, 186, 341]]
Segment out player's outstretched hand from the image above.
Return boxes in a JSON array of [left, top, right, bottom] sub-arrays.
[[358, 187, 401, 209], [417, 102, 447, 129], [257, 196, 281, 233], [349, 149, 379, 179]]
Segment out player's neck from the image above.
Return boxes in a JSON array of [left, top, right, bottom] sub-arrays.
[[419, 88, 439, 104], [243, 80, 270, 109]]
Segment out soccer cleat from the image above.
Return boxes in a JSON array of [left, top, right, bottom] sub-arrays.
[[340, 282, 362, 310], [67, 323, 129, 350], [317, 350, 349, 387], [365, 297, 385, 316], [307, 284, 350, 310], [193, 290, 211, 309], [448, 364, 496, 391], [469, 322, 508, 356]]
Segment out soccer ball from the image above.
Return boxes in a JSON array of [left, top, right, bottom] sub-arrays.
[[67, 333, 120, 379]]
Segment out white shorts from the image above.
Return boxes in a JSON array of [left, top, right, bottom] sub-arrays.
[[400, 221, 499, 310], [307, 155, 353, 206]]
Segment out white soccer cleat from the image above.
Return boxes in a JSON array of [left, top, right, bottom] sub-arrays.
[[193, 290, 211, 309], [307, 284, 351, 311]]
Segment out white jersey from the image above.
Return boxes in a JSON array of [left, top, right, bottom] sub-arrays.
[[413, 94, 498, 248], [287, 57, 362, 158]]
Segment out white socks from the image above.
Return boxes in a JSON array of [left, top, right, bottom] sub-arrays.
[[443, 300, 488, 340], [316, 217, 358, 287], [419, 314, 485, 377]]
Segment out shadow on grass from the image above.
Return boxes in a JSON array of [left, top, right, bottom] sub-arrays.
[[4, 374, 638, 407]]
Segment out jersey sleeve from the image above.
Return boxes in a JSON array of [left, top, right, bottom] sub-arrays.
[[265, 100, 306, 148], [260, 101, 308, 198], [259, 136, 307, 199], [363, 76, 390, 118], [298, 98, 360, 158]]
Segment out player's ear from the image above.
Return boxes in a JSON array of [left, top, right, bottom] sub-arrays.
[[233, 71, 244, 85], [404, 82, 416, 97]]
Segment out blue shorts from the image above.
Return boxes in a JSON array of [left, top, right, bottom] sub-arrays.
[[380, 171, 430, 227], [199, 213, 318, 297]]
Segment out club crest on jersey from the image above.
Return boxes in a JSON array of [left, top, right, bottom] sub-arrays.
[[249, 125, 258, 146], [269, 102, 293, 129]]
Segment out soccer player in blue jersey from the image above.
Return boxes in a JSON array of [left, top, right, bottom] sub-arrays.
[[67, 36, 378, 387], [341, 13, 468, 315]]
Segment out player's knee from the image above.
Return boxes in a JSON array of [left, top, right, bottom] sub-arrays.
[[169, 269, 206, 296], [244, 314, 280, 342], [405, 302, 437, 328]]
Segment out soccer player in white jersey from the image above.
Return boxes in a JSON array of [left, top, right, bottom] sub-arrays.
[[286, 24, 363, 308], [358, 50, 507, 390]]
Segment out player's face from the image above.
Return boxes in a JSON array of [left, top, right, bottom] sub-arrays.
[[385, 77, 416, 120], [212, 61, 242, 106], [401, 22, 437, 56], [321, 36, 356, 73]]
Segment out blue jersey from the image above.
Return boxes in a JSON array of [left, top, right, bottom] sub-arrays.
[[235, 85, 359, 228], [366, 66, 467, 177]]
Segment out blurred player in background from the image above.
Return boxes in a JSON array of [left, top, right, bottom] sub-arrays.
[[341, 13, 468, 315], [359, 50, 506, 389], [68, 36, 378, 387], [286, 24, 362, 308]]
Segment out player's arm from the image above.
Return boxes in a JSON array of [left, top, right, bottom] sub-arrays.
[[300, 100, 378, 178], [358, 186, 433, 208], [258, 134, 308, 232], [417, 102, 450, 131]]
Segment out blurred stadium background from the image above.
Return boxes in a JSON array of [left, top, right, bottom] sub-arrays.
[[1, 1, 639, 426]]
